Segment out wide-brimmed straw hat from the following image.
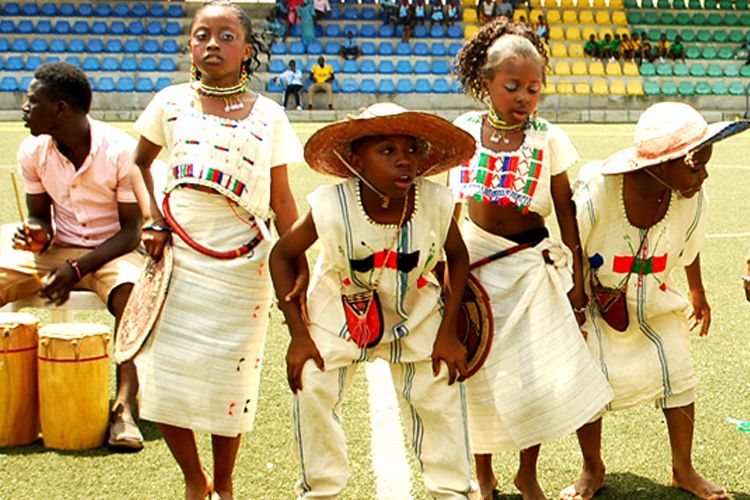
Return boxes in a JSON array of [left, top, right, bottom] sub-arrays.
[[600, 102, 750, 175], [304, 103, 476, 178]]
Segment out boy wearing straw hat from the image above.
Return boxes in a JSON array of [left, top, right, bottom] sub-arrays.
[[0, 63, 146, 450], [561, 102, 748, 500], [270, 103, 477, 498]]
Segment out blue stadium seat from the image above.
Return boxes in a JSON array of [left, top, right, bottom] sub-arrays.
[[25, 56, 42, 70], [128, 21, 145, 35], [87, 39, 104, 53], [36, 20, 52, 34], [95, 3, 111, 16], [40, 3, 56, 15], [360, 78, 377, 93], [162, 40, 179, 54], [165, 22, 181, 36], [413, 42, 429, 56], [305, 59, 317, 72], [360, 59, 377, 74], [325, 24, 341, 37], [378, 78, 396, 93], [329, 59, 341, 72], [448, 42, 462, 56], [146, 21, 162, 36], [68, 38, 84, 53], [105, 39, 123, 53], [158, 58, 176, 72], [131, 3, 148, 17], [361, 24, 377, 37], [82, 56, 100, 71], [116, 77, 135, 92], [396, 42, 411, 56], [89, 21, 105, 35], [329, 7, 343, 19], [0, 21, 15, 34], [342, 59, 358, 73], [150, 4, 166, 18], [124, 39, 141, 53], [344, 7, 358, 20], [0, 77, 19, 92], [432, 60, 450, 74], [143, 39, 160, 54], [3, 2, 20, 15], [167, 4, 185, 17], [22, 3, 38, 16], [325, 42, 339, 55], [87, 77, 96, 90], [113, 3, 129, 17], [64, 56, 81, 67], [136, 77, 154, 92], [72, 21, 88, 35], [361, 41, 376, 55], [99, 77, 118, 92], [290, 42, 305, 55], [54, 21, 71, 34], [452, 81, 462, 93], [361, 7, 377, 20], [415, 78, 431, 93], [12, 38, 29, 52], [30, 39, 48, 52], [447, 25, 463, 38], [378, 60, 395, 73], [0, 39, 8, 52], [6, 56, 23, 71], [58, 3, 74, 16], [271, 42, 287, 55], [120, 56, 137, 72], [269, 59, 286, 73], [0, 58, 4, 71], [19, 76, 32, 91], [396, 60, 412, 74], [102, 57, 118, 71], [379, 42, 394, 55], [414, 60, 430, 74], [343, 24, 358, 36], [45, 56, 60, 64], [379, 24, 395, 37], [307, 40, 323, 54], [396, 78, 413, 93], [290, 24, 301, 37], [433, 78, 450, 93], [77, 3, 93, 16], [18, 21, 33, 34], [341, 78, 358, 93], [49, 39, 66, 52], [431, 42, 446, 56], [413, 25, 428, 38], [140, 57, 157, 71], [267, 78, 283, 93], [430, 25, 446, 38], [156, 77, 172, 91]]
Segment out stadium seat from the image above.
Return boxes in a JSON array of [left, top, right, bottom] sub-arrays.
[[589, 61, 605, 76], [36, 20, 52, 34], [706, 63, 723, 77], [113, 3, 129, 16], [571, 61, 587, 76], [109, 21, 126, 35], [150, 3, 166, 18], [708, 13, 723, 26], [673, 63, 689, 77], [673, 0, 686, 6], [143, 39, 159, 54], [18, 76, 32, 91], [741, 14, 750, 27], [413, 25, 427, 38], [463, 9, 478, 23], [431, 43, 446, 56], [82, 56, 100, 71], [612, 11, 627, 25], [102, 57, 118, 71], [146, 22, 162, 36], [325, 25, 341, 37], [574, 82, 591, 95], [378, 24, 394, 38], [22, 2, 38, 15], [712, 81, 728, 95], [271, 42, 286, 55], [725, 64, 739, 77], [0, 77, 19, 92], [136, 78, 154, 93], [569, 44, 584, 58], [556, 81, 574, 94], [0, 21, 15, 34], [661, 12, 675, 25], [361, 24, 376, 37], [396, 60, 412, 74], [689, 63, 706, 76], [627, 12, 642, 24], [0, 38, 9, 52], [592, 80, 608, 95], [685, 46, 701, 59], [728, 81, 746, 95], [116, 77, 135, 92], [168, 4, 185, 17], [3, 2, 20, 15], [23, 55, 40, 70], [656, 63, 672, 77], [554, 61, 571, 76], [329, 60, 341, 73], [718, 47, 734, 59], [361, 42, 376, 55], [49, 39, 66, 52], [640, 63, 656, 76], [414, 60, 430, 74], [162, 40, 179, 54], [433, 78, 450, 94], [415, 78, 431, 93], [95, 3, 111, 16], [610, 80, 626, 95], [378, 79, 395, 94], [165, 22, 181, 37], [156, 78, 172, 91], [361, 7, 376, 20], [124, 39, 141, 53], [695, 81, 712, 95], [40, 2, 56, 15], [413, 42, 429, 56], [378, 60, 395, 74], [595, 11, 611, 24], [549, 27, 564, 41], [678, 81, 694, 96], [77, 3, 93, 16], [551, 44, 567, 58], [430, 25, 446, 38], [562, 10, 577, 23], [660, 81, 678, 96], [30, 39, 48, 53], [360, 59, 376, 74], [324, 42, 339, 55], [307, 41, 323, 55], [343, 7, 358, 20], [64, 56, 81, 67], [289, 42, 305, 55], [131, 3, 148, 17], [378, 42, 394, 55], [6, 56, 23, 71], [105, 40, 123, 53], [565, 27, 582, 41], [626, 80, 644, 95], [396, 78, 413, 93], [701, 47, 717, 59], [623, 62, 639, 76], [714, 30, 728, 43], [726, 13, 739, 27], [606, 62, 622, 76], [729, 30, 744, 44], [128, 21, 145, 36], [140, 57, 157, 72], [360, 79, 377, 93], [432, 60, 450, 74], [546, 10, 561, 23], [340, 78, 358, 93], [97, 77, 116, 92], [342, 59, 358, 73], [12, 38, 29, 52], [680, 29, 695, 43], [644, 12, 659, 24]]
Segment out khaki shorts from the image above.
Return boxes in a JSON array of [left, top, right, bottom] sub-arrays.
[[0, 245, 146, 311]]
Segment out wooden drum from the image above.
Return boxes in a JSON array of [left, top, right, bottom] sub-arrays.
[[37, 323, 110, 450], [0, 312, 40, 446]]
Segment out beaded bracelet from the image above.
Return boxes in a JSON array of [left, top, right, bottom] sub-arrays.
[[66, 259, 83, 281], [143, 223, 172, 233]]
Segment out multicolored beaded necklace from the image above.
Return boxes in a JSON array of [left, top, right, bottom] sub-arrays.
[[485, 106, 528, 144], [192, 68, 248, 113]]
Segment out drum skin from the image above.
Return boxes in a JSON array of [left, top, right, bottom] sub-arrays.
[[456, 274, 494, 379], [38, 324, 110, 450], [0, 312, 40, 446]]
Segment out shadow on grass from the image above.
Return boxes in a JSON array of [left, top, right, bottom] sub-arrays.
[[589, 473, 748, 500]]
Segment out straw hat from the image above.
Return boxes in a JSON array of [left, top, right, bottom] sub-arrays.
[[600, 102, 750, 175], [304, 103, 476, 178]]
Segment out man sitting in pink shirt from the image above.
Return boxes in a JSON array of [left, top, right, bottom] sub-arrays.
[[0, 62, 146, 450]]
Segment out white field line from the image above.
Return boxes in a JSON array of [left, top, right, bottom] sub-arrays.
[[707, 232, 750, 239], [366, 359, 413, 500]]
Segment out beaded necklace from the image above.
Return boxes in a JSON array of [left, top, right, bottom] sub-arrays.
[[192, 68, 248, 113], [485, 106, 528, 144]]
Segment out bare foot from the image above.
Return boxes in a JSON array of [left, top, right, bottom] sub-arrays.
[[671, 467, 727, 500], [477, 477, 499, 500], [185, 470, 211, 500], [559, 465, 604, 500], [514, 472, 547, 500]]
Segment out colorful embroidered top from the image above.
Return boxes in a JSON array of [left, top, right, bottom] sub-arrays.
[[306, 178, 453, 342], [449, 112, 579, 217], [134, 83, 303, 219]]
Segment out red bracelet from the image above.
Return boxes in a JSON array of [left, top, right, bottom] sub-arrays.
[[66, 259, 83, 281]]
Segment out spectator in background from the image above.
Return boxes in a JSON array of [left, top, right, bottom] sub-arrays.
[[414, 0, 427, 26], [380, 0, 398, 26], [610, 33, 622, 61], [263, 13, 287, 41], [430, 0, 445, 28], [297, 0, 316, 49], [620, 32, 634, 61], [478, 0, 496, 24], [536, 15, 549, 44], [657, 32, 670, 60], [397, 0, 413, 40], [287, 0, 303, 28], [313, 0, 330, 21], [339, 30, 361, 60], [640, 38, 656, 64], [599, 33, 613, 60], [584, 33, 600, 59], [276, 60, 304, 110], [669, 34, 685, 62], [446, 0, 461, 25], [308, 56, 334, 110], [496, 0, 513, 19], [631, 32, 643, 64]]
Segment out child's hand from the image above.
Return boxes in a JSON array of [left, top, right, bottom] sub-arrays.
[[12, 222, 51, 253], [286, 330, 324, 393], [142, 228, 171, 261], [284, 260, 310, 324], [688, 287, 711, 336], [431, 324, 468, 385]]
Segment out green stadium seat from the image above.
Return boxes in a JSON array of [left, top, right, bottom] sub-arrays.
[[661, 81, 678, 96], [666, 29, 679, 41], [696, 29, 712, 43], [656, 0, 669, 7], [713, 30, 728, 43], [737, 0, 749, 8], [689, 63, 706, 76], [644, 81, 660, 95], [657, 63, 673, 76], [742, 14, 750, 27], [678, 81, 694, 96], [686, 46, 702, 59], [702, 46, 718, 59], [729, 30, 744, 44], [695, 81, 712, 95], [718, 47, 735, 59], [719, 0, 732, 9], [688, 0, 701, 7], [640, 63, 656, 76], [660, 12, 675, 25], [648, 29, 661, 41], [628, 12, 643, 24], [641, 0, 654, 7], [676, 13, 691, 25], [728, 81, 747, 95], [693, 14, 707, 27], [725, 64, 740, 77], [624, 0, 637, 6], [681, 29, 696, 42], [725, 14, 739, 27], [673, 0, 686, 7], [711, 81, 728, 95], [644, 12, 659, 24], [674, 63, 690, 76], [741, 65, 750, 77], [706, 63, 723, 76], [704, 0, 718, 8], [708, 13, 723, 26]]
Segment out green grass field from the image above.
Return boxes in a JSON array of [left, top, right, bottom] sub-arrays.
[[0, 120, 749, 500]]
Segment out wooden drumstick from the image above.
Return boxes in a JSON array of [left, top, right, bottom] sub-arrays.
[[10, 172, 44, 285]]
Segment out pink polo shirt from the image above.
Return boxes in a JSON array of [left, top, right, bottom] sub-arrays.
[[18, 118, 137, 248]]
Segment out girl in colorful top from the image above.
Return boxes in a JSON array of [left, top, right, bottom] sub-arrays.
[[130, 2, 305, 498], [270, 103, 476, 499], [562, 102, 746, 500], [450, 19, 613, 500]]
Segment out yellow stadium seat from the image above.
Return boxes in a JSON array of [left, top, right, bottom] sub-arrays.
[[592, 79, 609, 95], [530, 0, 543, 6], [623, 61, 639, 76], [572, 60, 588, 75], [583, 27, 598, 40], [574, 82, 591, 94], [551, 43, 568, 58], [544, 82, 557, 94], [595, 11, 611, 24], [592, 0, 608, 7], [464, 24, 479, 40], [610, 80, 627, 95], [565, 26, 582, 40], [610, 0, 624, 7], [554, 61, 572, 75], [615, 27, 629, 37], [599, 27, 613, 38], [606, 61, 622, 75], [612, 11, 627, 25], [562, 10, 578, 23], [560, 0, 576, 8], [461, 0, 474, 5], [463, 9, 477, 23], [549, 26, 565, 41], [589, 61, 605, 76], [579, 10, 595, 24], [626, 80, 644, 95], [557, 80, 575, 94], [546, 10, 561, 23], [569, 43, 584, 57], [530, 9, 544, 21]]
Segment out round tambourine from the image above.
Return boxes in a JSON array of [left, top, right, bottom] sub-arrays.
[[115, 245, 173, 364], [457, 273, 494, 379]]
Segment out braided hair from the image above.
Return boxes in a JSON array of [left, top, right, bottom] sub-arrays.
[[454, 18, 549, 102], [190, 0, 268, 79]]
